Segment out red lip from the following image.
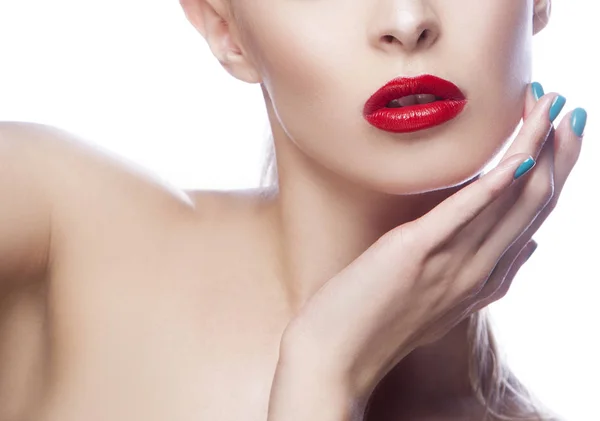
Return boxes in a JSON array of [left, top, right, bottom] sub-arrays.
[[363, 74, 467, 133]]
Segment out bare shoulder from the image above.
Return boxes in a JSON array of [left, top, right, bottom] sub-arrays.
[[0, 120, 275, 263], [0, 121, 195, 210], [0, 121, 204, 267], [0, 122, 285, 420]]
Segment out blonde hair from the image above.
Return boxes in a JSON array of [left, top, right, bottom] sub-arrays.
[[258, 137, 561, 421]]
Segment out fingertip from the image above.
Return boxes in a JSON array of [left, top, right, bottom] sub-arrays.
[[571, 107, 588, 138], [500, 153, 533, 172], [513, 156, 536, 181], [531, 82, 545, 101]]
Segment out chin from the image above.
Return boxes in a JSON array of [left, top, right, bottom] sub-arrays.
[[331, 158, 486, 197], [332, 131, 510, 197]]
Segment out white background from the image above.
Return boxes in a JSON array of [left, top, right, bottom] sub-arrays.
[[0, 1, 598, 419]]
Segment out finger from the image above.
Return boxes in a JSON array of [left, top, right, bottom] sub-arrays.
[[511, 108, 586, 243], [408, 88, 558, 249], [474, 239, 537, 307], [404, 153, 534, 250], [525, 81, 543, 119], [454, 89, 560, 248], [470, 121, 552, 270], [475, 105, 586, 285], [538, 107, 586, 212], [504, 87, 558, 170], [469, 81, 542, 223], [474, 102, 584, 276]]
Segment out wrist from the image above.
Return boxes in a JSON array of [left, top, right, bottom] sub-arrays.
[[273, 338, 368, 421], [280, 323, 384, 402], [269, 359, 366, 421]]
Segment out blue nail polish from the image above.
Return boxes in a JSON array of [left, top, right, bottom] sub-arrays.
[[514, 157, 536, 180], [531, 82, 544, 101], [570, 108, 587, 137], [549, 95, 566, 123]]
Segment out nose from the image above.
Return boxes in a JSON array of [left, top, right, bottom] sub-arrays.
[[369, 1, 440, 53]]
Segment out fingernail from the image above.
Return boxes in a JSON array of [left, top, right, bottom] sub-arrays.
[[514, 157, 536, 180], [531, 82, 544, 101], [570, 108, 588, 137], [549, 95, 567, 123]]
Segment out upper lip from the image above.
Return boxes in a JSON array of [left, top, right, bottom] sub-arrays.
[[363, 74, 466, 115]]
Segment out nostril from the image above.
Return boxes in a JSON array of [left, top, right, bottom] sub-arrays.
[[382, 29, 431, 46]]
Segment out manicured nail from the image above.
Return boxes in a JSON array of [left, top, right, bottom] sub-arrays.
[[570, 107, 588, 137], [531, 82, 544, 101], [549, 95, 566, 123], [514, 157, 536, 180]]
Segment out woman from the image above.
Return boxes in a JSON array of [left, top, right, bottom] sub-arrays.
[[0, 0, 587, 420]]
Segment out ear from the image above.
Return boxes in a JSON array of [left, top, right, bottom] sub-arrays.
[[533, 0, 552, 35], [179, 0, 261, 83]]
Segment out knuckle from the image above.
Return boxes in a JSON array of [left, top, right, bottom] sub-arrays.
[[545, 195, 559, 212], [462, 271, 488, 298], [476, 285, 495, 304], [490, 279, 510, 300], [380, 226, 409, 250], [529, 177, 555, 206], [478, 280, 509, 307], [493, 283, 511, 302], [390, 223, 429, 254], [489, 279, 505, 297], [556, 142, 572, 161], [376, 227, 428, 269], [495, 286, 510, 300], [556, 136, 581, 165], [544, 180, 556, 207], [487, 173, 508, 199]]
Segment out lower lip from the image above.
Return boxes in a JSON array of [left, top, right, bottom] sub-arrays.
[[364, 100, 467, 133]]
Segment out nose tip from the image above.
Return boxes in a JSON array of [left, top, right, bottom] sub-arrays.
[[381, 26, 437, 51], [372, 8, 440, 52]]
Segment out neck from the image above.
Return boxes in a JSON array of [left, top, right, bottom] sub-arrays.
[[261, 102, 484, 408], [265, 142, 476, 313], [259, 177, 479, 405]]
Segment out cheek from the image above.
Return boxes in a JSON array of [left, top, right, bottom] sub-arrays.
[[247, 19, 353, 149], [238, 3, 335, 95], [467, 3, 532, 109], [238, 0, 534, 193], [451, 2, 532, 153]]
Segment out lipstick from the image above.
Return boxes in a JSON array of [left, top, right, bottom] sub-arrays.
[[363, 74, 467, 133]]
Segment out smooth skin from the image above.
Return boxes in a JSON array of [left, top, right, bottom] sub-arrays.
[[270, 88, 583, 420], [0, 88, 582, 421], [0, 1, 588, 421]]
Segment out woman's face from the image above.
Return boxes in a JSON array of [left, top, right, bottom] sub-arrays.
[[219, 0, 543, 193]]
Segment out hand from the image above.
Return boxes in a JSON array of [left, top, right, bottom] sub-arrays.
[[279, 84, 584, 402]]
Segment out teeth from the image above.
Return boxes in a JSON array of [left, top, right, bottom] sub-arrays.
[[387, 94, 439, 108]]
